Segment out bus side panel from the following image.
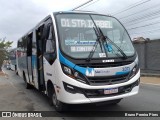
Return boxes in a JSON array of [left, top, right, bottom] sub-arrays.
[[17, 38, 29, 82], [17, 51, 28, 79], [27, 56, 32, 83], [43, 57, 57, 87]]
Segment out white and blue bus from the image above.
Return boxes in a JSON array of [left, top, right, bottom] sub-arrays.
[[16, 11, 140, 111]]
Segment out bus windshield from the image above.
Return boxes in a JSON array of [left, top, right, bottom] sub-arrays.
[[56, 13, 135, 59]]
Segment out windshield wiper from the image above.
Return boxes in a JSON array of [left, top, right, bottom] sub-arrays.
[[86, 27, 101, 61], [98, 27, 128, 59], [87, 15, 109, 62]]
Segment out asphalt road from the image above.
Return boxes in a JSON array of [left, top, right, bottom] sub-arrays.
[[0, 68, 160, 120]]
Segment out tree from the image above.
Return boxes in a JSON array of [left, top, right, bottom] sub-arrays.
[[0, 38, 13, 71]]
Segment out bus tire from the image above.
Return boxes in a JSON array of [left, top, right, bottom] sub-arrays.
[[48, 85, 67, 112], [52, 91, 67, 112], [16, 71, 18, 75], [23, 73, 31, 89]]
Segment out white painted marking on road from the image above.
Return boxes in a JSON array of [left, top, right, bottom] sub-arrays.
[[141, 82, 160, 86]]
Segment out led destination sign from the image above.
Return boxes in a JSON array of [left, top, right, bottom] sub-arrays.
[[61, 18, 113, 28]]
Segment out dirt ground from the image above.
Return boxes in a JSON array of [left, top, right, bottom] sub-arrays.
[[140, 77, 160, 85], [0, 71, 5, 76]]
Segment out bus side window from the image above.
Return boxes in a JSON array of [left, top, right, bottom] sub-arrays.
[[17, 39, 22, 57], [45, 25, 55, 53], [27, 33, 33, 56], [22, 36, 27, 55], [43, 23, 56, 65], [36, 25, 44, 53]]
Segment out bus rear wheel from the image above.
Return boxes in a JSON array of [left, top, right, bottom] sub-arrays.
[[23, 73, 32, 89]]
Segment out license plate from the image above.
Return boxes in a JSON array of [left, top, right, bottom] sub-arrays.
[[104, 88, 118, 95]]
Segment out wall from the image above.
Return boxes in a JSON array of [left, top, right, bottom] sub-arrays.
[[133, 40, 160, 74]]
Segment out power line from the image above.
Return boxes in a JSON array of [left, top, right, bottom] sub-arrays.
[[123, 8, 160, 22], [112, 0, 151, 15], [72, 0, 93, 11], [123, 13, 160, 27], [71, 0, 160, 37], [127, 21, 160, 30], [131, 28, 160, 34], [79, 0, 100, 10], [72, 0, 100, 11], [118, 3, 160, 20], [122, 9, 160, 25]]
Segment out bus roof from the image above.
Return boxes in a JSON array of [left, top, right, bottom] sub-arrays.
[[53, 10, 97, 15]]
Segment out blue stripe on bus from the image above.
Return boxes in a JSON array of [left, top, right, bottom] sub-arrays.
[[59, 51, 91, 75], [74, 65, 87, 75], [31, 55, 37, 68], [59, 51, 75, 68], [59, 50, 131, 76], [115, 71, 130, 75]]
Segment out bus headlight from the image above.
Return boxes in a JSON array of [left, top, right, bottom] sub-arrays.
[[129, 64, 139, 79], [61, 64, 88, 84], [63, 66, 72, 75]]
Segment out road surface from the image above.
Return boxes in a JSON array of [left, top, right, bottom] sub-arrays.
[[0, 68, 160, 120]]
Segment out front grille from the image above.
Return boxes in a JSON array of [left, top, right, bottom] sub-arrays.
[[77, 61, 132, 68], [83, 79, 139, 98], [87, 73, 129, 86]]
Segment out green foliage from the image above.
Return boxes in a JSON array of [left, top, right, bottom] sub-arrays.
[[0, 38, 13, 70]]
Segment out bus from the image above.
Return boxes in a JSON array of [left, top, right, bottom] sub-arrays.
[[16, 11, 140, 111], [8, 48, 17, 71]]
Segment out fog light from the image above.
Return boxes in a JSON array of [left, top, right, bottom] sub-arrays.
[[66, 85, 74, 90]]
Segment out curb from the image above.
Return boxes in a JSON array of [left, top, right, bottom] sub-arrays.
[[141, 82, 160, 86], [141, 73, 160, 77]]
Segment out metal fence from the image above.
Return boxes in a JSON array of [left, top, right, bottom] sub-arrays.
[[133, 40, 160, 75]]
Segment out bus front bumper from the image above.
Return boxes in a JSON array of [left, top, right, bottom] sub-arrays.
[[58, 78, 140, 104]]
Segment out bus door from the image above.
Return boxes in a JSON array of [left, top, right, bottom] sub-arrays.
[[26, 33, 33, 84], [36, 24, 46, 91], [31, 31, 38, 88], [35, 18, 56, 91], [43, 20, 57, 84]]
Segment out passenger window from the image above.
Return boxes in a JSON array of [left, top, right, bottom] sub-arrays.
[[36, 25, 45, 54], [45, 25, 55, 53], [43, 23, 56, 65], [27, 33, 33, 56]]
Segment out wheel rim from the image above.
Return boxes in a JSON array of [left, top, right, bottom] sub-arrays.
[[52, 93, 59, 108]]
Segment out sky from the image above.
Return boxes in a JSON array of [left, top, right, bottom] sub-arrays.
[[79, 0, 160, 40], [0, 0, 160, 48], [0, 0, 88, 48]]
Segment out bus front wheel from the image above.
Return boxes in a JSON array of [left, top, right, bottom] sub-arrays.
[[48, 87, 67, 112]]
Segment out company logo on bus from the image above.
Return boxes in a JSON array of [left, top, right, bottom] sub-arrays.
[[102, 59, 115, 63], [85, 69, 94, 77], [95, 70, 109, 74]]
